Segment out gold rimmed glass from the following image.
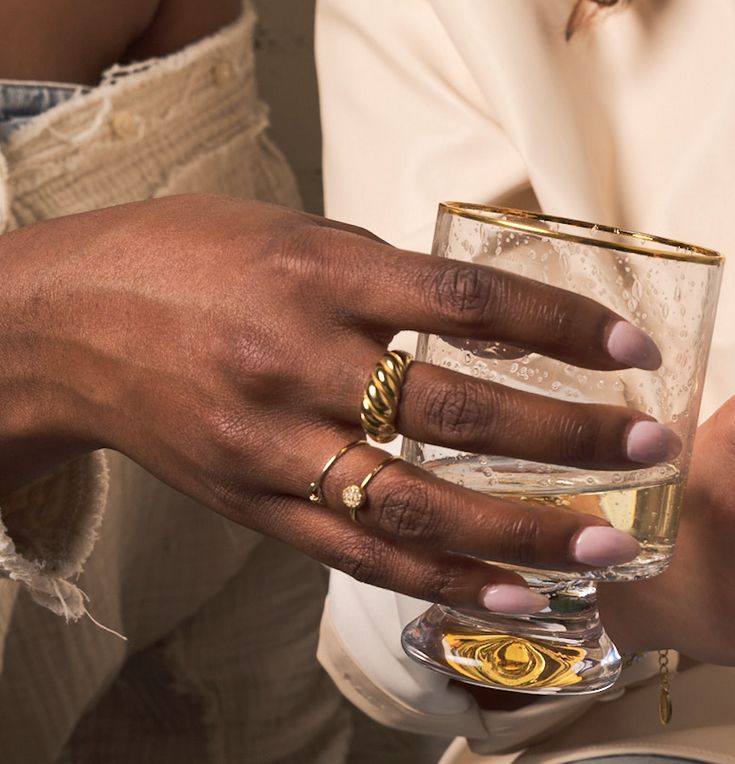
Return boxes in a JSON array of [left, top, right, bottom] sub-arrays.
[[401, 203, 723, 695]]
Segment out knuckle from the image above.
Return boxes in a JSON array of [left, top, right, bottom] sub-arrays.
[[425, 262, 499, 324], [268, 225, 360, 311], [207, 406, 247, 454], [267, 223, 325, 282], [419, 564, 470, 603], [203, 405, 262, 472], [423, 378, 494, 442], [545, 301, 578, 348], [497, 514, 542, 566], [209, 481, 269, 521], [371, 475, 442, 542], [558, 410, 603, 465], [208, 479, 243, 515], [334, 535, 386, 585]]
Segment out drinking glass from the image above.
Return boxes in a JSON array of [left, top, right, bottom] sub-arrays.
[[401, 203, 723, 694]]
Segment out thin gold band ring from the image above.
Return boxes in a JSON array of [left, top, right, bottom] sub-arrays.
[[308, 439, 367, 505]]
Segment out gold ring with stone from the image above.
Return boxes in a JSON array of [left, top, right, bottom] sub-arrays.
[[308, 439, 367, 505], [342, 455, 403, 523], [360, 350, 414, 443]]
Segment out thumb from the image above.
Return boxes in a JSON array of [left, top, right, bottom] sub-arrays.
[[687, 395, 735, 500]]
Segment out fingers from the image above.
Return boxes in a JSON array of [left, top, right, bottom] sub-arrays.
[[287, 440, 640, 575], [259, 492, 550, 614], [395, 363, 681, 470], [324, 347, 681, 470], [316, 230, 660, 371]]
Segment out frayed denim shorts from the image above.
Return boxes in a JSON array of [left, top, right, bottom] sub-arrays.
[[0, 79, 89, 141]]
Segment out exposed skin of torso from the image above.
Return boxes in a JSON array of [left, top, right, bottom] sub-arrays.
[[0, 0, 243, 84]]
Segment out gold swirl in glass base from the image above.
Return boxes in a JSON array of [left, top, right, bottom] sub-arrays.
[[441, 632, 587, 689], [402, 601, 621, 695]]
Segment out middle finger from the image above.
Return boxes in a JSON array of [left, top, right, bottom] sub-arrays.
[[326, 349, 680, 470]]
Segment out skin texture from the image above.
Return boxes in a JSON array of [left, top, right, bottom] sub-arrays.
[[0, 3, 733, 720], [0, 0, 241, 84], [599, 397, 735, 665], [0, 195, 659, 606]]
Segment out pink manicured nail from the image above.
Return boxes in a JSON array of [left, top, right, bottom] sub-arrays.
[[479, 584, 549, 614], [606, 321, 662, 370], [626, 421, 682, 463], [572, 527, 640, 567]]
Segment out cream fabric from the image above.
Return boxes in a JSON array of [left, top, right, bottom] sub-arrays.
[[438, 664, 735, 764], [0, 6, 350, 763], [316, 0, 735, 761]]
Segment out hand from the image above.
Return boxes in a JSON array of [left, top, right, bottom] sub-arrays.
[[599, 396, 735, 665], [0, 193, 678, 612]]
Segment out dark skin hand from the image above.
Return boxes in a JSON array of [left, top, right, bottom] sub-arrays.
[[599, 397, 735, 666], [0, 194, 665, 602], [465, 397, 735, 712], [1, 0, 720, 717]]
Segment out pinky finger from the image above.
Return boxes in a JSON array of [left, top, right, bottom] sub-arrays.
[[262, 494, 549, 615]]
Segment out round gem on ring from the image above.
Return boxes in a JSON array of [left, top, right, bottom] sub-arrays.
[[341, 485, 366, 509]]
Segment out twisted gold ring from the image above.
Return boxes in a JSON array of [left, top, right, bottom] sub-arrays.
[[342, 455, 403, 523], [360, 350, 414, 443], [308, 439, 367, 505]]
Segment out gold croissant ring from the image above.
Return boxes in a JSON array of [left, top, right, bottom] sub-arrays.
[[360, 350, 414, 443]]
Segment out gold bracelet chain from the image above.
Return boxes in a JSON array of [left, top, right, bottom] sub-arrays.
[[658, 649, 672, 725], [621, 649, 672, 725]]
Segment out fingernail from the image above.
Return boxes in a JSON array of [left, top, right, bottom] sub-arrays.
[[479, 584, 549, 614], [572, 526, 640, 567], [626, 421, 682, 463], [606, 321, 662, 370]]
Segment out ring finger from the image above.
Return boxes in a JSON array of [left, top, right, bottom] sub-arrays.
[[274, 430, 641, 577]]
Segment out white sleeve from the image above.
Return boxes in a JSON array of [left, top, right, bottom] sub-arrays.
[[0, 454, 109, 617]]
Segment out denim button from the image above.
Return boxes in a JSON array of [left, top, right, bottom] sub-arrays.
[[111, 111, 140, 140], [212, 60, 234, 85]]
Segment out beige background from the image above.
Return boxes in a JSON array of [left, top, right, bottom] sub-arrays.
[[252, 0, 323, 214]]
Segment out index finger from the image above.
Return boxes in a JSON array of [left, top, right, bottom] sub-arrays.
[[321, 231, 660, 372]]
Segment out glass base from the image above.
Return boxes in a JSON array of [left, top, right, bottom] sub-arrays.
[[401, 583, 621, 695]]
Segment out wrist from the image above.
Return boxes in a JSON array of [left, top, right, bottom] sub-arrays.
[[0, 222, 102, 493]]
